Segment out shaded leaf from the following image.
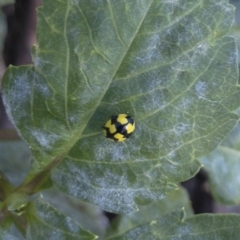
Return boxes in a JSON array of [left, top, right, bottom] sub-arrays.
[[106, 186, 193, 238], [0, 220, 21, 240], [105, 210, 240, 240], [26, 196, 97, 240], [200, 123, 240, 204], [0, 141, 31, 186], [42, 188, 108, 239], [8, 224, 25, 240], [2, 0, 239, 213]]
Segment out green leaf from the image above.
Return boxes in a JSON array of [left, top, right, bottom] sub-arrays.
[[105, 210, 240, 240], [200, 123, 240, 204], [0, 141, 32, 186], [42, 188, 108, 238], [26, 196, 97, 240], [6, 192, 29, 216], [106, 186, 193, 238], [2, 0, 239, 213], [0, 221, 20, 240]]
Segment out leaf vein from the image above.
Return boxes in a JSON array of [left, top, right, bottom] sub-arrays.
[[139, 41, 226, 121], [64, 2, 72, 131], [76, 4, 112, 64], [107, 0, 126, 46]]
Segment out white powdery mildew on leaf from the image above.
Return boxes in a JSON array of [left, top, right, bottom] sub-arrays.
[[166, 150, 177, 162], [28, 212, 62, 239], [68, 110, 87, 126], [143, 34, 162, 61], [33, 56, 48, 70], [126, 138, 145, 156], [94, 143, 126, 161], [30, 198, 89, 240], [31, 129, 61, 150], [164, 0, 179, 4], [35, 80, 52, 99], [52, 159, 165, 213], [145, 164, 164, 180], [3, 74, 31, 124], [125, 227, 143, 239], [227, 50, 237, 65], [102, 170, 127, 188], [195, 81, 208, 98], [167, 134, 184, 150], [35, 199, 58, 225], [215, 1, 231, 10], [154, 132, 165, 143], [190, 43, 211, 71], [34, 56, 43, 69], [174, 122, 191, 136], [92, 190, 135, 213], [175, 97, 194, 113], [171, 68, 185, 81], [34, 57, 61, 79], [68, 113, 79, 125], [172, 224, 194, 238], [73, 45, 79, 55], [65, 217, 80, 234], [161, 0, 181, 15], [61, 170, 135, 212], [167, 164, 181, 176], [33, 229, 62, 240], [142, 93, 165, 114], [196, 42, 210, 56], [11, 76, 31, 103], [82, 131, 143, 162], [69, 161, 129, 189]]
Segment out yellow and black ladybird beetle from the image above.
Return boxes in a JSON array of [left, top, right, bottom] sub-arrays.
[[103, 114, 135, 142]]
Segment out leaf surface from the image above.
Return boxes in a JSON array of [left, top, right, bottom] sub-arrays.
[[0, 141, 31, 186], [2, 0, 239, 213], [42, 188, 108, 238], [0, 220, 19, 240], [200, 123, 240, 204], [26, 196, 96, 240], [105, 210, 240, 240], [106, 187, 193, 239]]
